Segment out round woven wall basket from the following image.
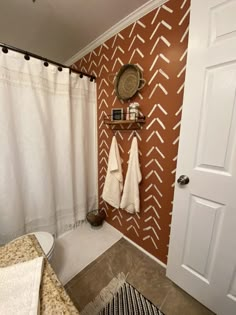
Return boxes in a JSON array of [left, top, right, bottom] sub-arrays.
[[114, 64, 146, 101]]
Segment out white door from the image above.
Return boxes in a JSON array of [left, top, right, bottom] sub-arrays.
[[167, 1, 236, 314]]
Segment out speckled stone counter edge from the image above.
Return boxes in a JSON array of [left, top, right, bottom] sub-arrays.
[[0, 234, 79, 315]]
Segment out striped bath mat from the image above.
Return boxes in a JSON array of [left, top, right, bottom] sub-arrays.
[[81, 273, 164, 315]]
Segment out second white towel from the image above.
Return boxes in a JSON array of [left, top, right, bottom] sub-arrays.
[[120, 136, 142, 213]]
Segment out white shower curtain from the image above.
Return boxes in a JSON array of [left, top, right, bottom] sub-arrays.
[[0, 51, 98, 245]]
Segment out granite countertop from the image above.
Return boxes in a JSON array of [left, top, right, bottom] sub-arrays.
[[0, 234, 79, 315]]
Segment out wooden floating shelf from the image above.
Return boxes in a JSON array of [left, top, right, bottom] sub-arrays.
[[103, 117, 146, 130], [104, 119, 145, 125]]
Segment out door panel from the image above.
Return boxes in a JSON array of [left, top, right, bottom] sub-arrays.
[[167, 1, 236, 314], [182, 196, 223, 280], [197, 64, 236, 170], [210, 1, 236, 44]]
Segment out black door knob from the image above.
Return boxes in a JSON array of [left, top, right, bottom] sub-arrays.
[[177, 175, 190, 185]]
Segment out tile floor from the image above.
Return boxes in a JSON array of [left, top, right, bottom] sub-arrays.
[[65, 238, 215, 315]]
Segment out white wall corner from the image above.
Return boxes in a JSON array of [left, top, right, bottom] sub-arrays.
[[65, 0, 169, 66]]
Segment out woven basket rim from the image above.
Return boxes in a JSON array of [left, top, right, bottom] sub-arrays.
[[115, 64, 142, 101]]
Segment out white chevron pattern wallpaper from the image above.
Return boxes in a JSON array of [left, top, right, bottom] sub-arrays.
[[74, 0, 190, 264]]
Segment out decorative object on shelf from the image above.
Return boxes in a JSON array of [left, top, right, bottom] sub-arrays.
[[129, 102, 140, 120], [108, 64, 146, 101], [86, 209, 106, 227], [126, 107, 130, 120], [111, 108, 124, 121]]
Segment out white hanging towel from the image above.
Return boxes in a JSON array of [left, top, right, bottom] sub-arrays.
[[120, 136, 142, 213], [102, 136, 123, 208]]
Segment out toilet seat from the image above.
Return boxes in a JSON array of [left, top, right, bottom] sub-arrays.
[[32, 232, 55, 258]]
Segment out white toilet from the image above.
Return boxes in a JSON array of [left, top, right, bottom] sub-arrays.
[[31, 231, 55, 261], [13, 231, 55, 261]]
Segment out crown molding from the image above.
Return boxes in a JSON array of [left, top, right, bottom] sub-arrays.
[[65, 0, 168, 66]]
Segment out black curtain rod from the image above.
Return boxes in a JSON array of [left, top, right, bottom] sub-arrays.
[[0, 43, 96, 82]]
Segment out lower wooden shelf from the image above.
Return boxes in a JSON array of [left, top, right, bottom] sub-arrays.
[[103, 117, 146, 130]]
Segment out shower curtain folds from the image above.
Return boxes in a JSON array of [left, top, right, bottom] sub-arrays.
[[0, 50, 98, 245]]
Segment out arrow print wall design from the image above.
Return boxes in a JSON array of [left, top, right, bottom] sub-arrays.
[[75, 0, 190, 264]]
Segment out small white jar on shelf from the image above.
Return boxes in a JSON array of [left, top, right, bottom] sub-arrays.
[[129, 102, 140, 120]]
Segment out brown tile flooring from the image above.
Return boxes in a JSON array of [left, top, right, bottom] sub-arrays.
[[65, 238, 215, 315]]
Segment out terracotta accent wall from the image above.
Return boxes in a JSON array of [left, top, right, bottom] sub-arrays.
[[74, 0, 190, 264]]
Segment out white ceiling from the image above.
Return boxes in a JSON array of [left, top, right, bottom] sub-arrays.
[[0, 0, 154, 64]]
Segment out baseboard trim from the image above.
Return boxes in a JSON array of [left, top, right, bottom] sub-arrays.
[[103, 221, 167, 268], [65, 0, 169, 65], [122, 235, 167, 269]]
